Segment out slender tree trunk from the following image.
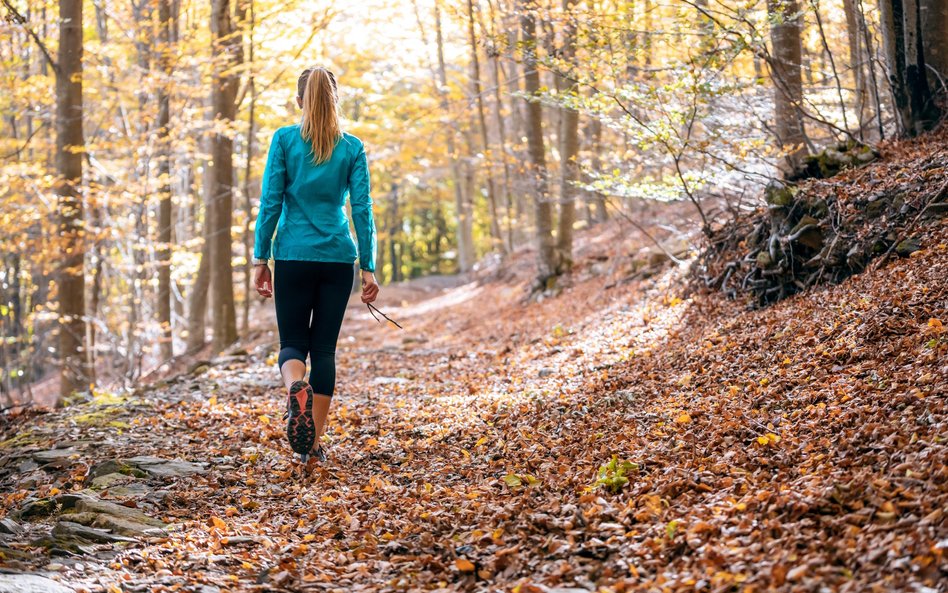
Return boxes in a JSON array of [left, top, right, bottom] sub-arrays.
[[843, 0, 870, 138], [56, 0, 89, 400], [157, 0, 174, 362], [482, 1, 514, 252], [489, 48, 514, 252], [555, 0, 579, 274], [767, 0, 807, 175], [466, 0, 504, 255], [209, 0, 239, 351], [585, 118, 608, 223], [920, 0, 948, 88], [434, 0, 474, 272], [389, 183, 401, 283], [242, 0, 255, 335], [521, 4, 557, 287], [880, 0, 940, 135]]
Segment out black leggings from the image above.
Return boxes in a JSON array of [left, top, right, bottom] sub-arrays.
[[273, 259, 354, 396]]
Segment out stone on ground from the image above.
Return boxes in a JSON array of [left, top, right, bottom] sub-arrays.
[[0, 574, 74, 593]]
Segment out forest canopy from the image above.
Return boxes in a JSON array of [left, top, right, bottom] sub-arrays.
[[0, 0, 945, 404]]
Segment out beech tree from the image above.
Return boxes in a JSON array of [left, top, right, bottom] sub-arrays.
[[880, 0, 942, 135], [768, 0, 807, 175]]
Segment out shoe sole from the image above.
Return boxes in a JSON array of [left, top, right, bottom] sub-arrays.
[[286, 381, 316, 455]]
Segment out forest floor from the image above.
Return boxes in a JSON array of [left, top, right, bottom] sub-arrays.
[[1, 150, 947, 592]]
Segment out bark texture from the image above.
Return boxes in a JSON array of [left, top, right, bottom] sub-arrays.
[[56, 0, 89, 399], [521, 4, 557, 286], [768, 0, 807, 175], [208, 0, 239, 351]]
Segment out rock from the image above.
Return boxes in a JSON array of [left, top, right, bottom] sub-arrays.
[[765, 181, 794, 207], [91, 514, 164, 537], [91, 472, 136, 489], [539, 368, 555, 378], [58, 512, 99, 526], [15, 498, 55, 519], [0, 574, 75, 593], [51, 521, 137, 544], [74, 497, 165, 528], [17, 459, 39, 473], [32, 449, 79, 464], [89, 460, 147, 479], [103, 483, 152, 499], [895, 236, 921, 256], [0, 518, 22, 534], [123, 456, 206, 478], [54, 490, 98, 510]]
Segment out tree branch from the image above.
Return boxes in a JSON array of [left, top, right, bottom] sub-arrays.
[[1, 0, 60, 75]]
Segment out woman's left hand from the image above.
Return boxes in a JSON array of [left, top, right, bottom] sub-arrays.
[[361, 270, 379, 304]]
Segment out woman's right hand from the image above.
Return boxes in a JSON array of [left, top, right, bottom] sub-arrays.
[[254, 264, 273, 298], [361, 270, 379, 304]]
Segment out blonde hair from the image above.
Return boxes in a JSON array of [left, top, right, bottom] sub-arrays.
[[297, 66, 341, 164]]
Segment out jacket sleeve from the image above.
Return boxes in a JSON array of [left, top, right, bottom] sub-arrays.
[[347, 141, 377, 272], [252, 129, 287, 260]]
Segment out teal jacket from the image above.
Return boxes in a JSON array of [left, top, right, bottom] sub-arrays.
[[253, 125, 377, 272]]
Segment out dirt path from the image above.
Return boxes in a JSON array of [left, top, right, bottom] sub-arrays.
[[1, 223, 946, 593]]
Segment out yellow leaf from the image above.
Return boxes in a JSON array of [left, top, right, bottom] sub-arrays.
[[49, 488, 60, 496], [208, 396, 217, 406], [675, 412, 692, 424], [210, 516, 227, 530], [475, 436, 488, 447], [225, 506, 237, 517], [757, 436, 769, 445], [366, 438, 379, 446], [455, 558, 475, 572], [929, 318, 944, 332], [303, 534, 316, 541], [259, 415, 270, 425]]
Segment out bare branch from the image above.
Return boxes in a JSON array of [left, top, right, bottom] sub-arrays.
[[1, 0, 60, 75]]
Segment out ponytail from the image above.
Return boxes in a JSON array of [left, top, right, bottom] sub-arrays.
[[297, 66, 341, 164]]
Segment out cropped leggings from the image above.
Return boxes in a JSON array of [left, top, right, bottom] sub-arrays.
[[273, 259, 354, 397]]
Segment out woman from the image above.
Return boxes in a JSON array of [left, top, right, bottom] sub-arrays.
[[252, 66, 379, 463]]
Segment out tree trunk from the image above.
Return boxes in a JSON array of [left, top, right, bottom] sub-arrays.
[[555, 0, 579, 275], [880, 0, 940, 135], [242, 0, 255, 336], [434, 0, 475, 272], [157, 0, 174, 362], [389, 183, 401, 283], [843, 0, 870, 137], [585, 117, 608, 223], [208, 0, 239, 352], [521, 4, 557, 287], [56, 0, 89, 400], [466, 0, 504, 255], [921, 0, 948, 89], [768, 0, 807, 175]]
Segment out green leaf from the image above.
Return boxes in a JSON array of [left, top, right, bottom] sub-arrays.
[[503, 473, 522, 488], [666, 520, 679, 539]]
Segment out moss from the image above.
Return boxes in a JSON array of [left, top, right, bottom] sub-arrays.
[[0, 430, 38, 449]]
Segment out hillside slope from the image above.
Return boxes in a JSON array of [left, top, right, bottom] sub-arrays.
[[0, 138, 945, 592]]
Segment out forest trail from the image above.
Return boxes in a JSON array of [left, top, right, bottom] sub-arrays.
[[1, 216, 947, 593]]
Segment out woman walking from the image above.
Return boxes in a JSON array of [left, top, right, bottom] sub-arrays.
[[252, 66, 378, 463]]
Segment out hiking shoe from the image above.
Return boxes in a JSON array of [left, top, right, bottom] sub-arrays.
[[285, 380, 316, 455], [310, 444, 327, 463]]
